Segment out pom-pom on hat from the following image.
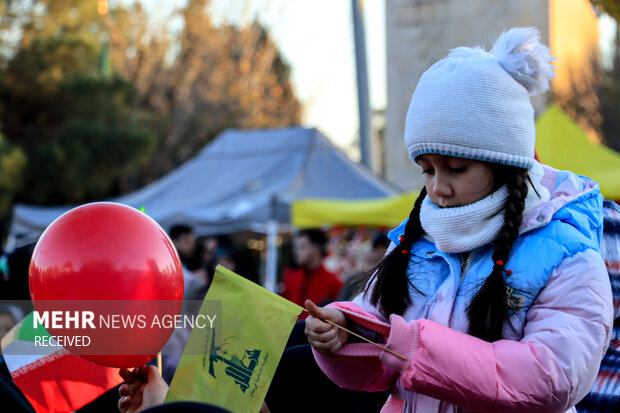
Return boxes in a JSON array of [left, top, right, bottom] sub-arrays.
[[405, 27, 555, 169]]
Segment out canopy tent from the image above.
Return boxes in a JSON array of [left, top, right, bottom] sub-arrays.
[[8, 127, 396, 289], [291, 106, 620, 228], [9, 127, 395, 245], [292, 190, 419, 228], [535, 105, 620, 200]]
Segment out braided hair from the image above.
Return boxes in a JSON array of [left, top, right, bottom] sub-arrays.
[[367, 187, 427, 317], [467, 169, 529, 341], [366, 168, 530, 342]]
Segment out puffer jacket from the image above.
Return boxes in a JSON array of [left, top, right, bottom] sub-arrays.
[[312, 164, 614, 413]]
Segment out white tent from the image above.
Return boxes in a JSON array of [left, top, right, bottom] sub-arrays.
[[9, 127, 396, 289]]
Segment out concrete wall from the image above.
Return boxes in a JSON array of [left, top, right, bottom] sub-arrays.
[[549, 0, 601, 141], [384, 0, 549, 190]]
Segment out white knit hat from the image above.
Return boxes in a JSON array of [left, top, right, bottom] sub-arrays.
[[405, 27, 555, 169]]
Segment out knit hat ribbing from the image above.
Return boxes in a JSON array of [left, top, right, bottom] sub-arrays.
[[405, 27, 555, 169]]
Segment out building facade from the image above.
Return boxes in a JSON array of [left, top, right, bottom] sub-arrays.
[[383, 0, 598, 190]]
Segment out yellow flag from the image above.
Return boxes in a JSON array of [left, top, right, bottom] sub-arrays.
[[166, 265, 303, 412]]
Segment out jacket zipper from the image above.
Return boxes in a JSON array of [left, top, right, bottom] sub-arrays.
[[460, 250, 477, 284]]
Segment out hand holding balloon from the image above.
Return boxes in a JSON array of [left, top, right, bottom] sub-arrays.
[[118, 365, 168, 413]]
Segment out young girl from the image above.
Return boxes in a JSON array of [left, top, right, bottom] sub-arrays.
[[305, 27, 614, 412]]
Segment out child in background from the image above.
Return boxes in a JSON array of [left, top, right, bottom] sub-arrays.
[[281, 229, 343, 314]]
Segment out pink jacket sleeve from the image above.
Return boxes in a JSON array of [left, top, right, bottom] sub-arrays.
[[311, 301, 400, 391], [380, 249, 613, 412]]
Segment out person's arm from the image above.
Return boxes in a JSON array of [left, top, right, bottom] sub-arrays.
[[378, 249, 613, 413], [306, 300, 399, 392]]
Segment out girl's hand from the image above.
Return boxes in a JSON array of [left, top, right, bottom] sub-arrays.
[[118, 365, 168, 413], [304, 300, 348, 354]]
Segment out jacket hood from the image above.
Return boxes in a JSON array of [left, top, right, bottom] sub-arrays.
[[522, 163, 603, 247]]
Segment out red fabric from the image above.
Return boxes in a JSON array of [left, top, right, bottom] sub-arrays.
[[12, 353, 122, 413], [281, 264, 343, 318]]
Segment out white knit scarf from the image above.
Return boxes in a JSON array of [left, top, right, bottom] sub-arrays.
[[419, 163, 550, 253]]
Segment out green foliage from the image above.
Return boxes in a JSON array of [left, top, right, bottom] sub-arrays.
[[27, 119, 156, 204], [131, 0, 302, 177], [597, 64, 620, 152], [0, 35, 158, 206], [0, 0, 302, 239], [1, 36, 101, 144], [0, 134, 26, 216], [554, 5, 620, 153]]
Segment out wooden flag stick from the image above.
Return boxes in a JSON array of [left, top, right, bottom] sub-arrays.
[[157, 352, 162, 376], [302, 309, 407, 360]]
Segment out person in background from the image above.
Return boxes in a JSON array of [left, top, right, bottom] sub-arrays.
[[1, 243, 36, 301], [201, 236, 220, 275], [0, 304, 23, 341], [280, 229, 343, 314], [169, 224, 208, 300], [169, 225, 202, 270], [202, 246, 237, 291], [164, 225, 209, 384], [339, 232, 391, 301], [210, 247, 236, 273], [367, 232, 390, 268]]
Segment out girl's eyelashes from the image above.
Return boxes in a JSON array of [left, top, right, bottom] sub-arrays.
[[421, 166, 465, 174]]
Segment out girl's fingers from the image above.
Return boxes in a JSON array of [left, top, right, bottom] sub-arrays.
[[304, 320, 333, 337], [304, 300, 324, 319], [308, 339, 331, 353], [324, 334, 343, 351], [309, 334, 341, 353], [305, 300, 342, 323], [305, 301, 347, 354], [320, 327, 339, 343], [311, 326, 339, 343], [304, 300, 346, 327], [305, 316, 334, 334], [305, 326, 338, 344], [330, 335, 345, 353]]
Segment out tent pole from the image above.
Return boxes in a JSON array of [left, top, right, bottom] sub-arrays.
[[264, 219, 278, 292]]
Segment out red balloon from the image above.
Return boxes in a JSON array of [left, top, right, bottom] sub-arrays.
[[29, 202, 184, 368]]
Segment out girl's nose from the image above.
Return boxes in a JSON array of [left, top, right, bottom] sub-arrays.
[[432, 175, 453, 201]]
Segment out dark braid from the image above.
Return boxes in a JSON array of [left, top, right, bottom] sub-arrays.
[[366, 187, 427, 317], [467, 169, 529, 342]]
